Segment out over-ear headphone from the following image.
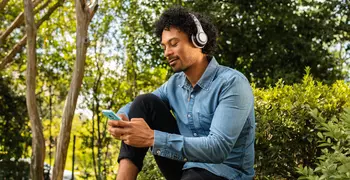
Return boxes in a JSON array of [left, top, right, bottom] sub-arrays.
[[189, 13, 208, 48]]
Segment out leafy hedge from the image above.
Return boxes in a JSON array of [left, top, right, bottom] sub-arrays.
[[254, 70, 350, 179]]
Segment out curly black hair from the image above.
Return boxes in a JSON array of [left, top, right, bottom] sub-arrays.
[[155, 6, 218, 55]]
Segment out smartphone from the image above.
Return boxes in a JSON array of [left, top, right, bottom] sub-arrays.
[[102, 110, 121, 121]]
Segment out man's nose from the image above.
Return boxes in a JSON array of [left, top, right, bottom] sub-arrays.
[[164, 48, 174, 59]]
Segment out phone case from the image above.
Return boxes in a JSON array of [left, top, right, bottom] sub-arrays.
[[102, 110, 121, 120]]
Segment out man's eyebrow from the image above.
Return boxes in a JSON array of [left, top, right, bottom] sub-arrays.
[[161, 38, 178, 46]]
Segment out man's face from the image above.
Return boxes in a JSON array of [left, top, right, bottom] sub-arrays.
[[161, 26, 202, 73]]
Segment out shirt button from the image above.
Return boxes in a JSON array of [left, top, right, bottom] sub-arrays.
[[156, 150, 161, 155], [193, 133, 197, 136], [190, 95, 194, 98], [187, 114, 191, 118]]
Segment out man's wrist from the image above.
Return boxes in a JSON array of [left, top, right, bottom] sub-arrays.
[[148, 130, 155, 147]]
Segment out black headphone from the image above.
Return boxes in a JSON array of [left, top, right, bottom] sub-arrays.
[[189, 13, 208, 48]]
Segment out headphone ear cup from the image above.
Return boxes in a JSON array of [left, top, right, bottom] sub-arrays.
[[189, 13, 207, 49], [191, 34, 205, 48], [197, 32, 208, 45]]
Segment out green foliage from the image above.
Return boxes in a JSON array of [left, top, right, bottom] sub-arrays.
[[1, 0, 350, 179], [122, 0, 349, 87], [137, 153, 164, 180], [119, 0, 171, 68], [0, 160, 30, 179], [0, 75, 31, 160], [296, 108, 350, 180], [187, 0, 349, 87], [0, 0, 24, 57], [254, 69, 350, 179]]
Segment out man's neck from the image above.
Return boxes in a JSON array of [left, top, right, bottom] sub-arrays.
[[184, 55, 209, 87]]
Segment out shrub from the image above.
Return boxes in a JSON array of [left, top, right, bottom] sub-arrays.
[[0, 76, 31, 160], [138, 152, 164, 180], [254, 69, 350, 179], [296, 108, 350, 179]]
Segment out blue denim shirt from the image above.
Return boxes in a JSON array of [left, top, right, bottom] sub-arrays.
[[118, 57, 255, 180]]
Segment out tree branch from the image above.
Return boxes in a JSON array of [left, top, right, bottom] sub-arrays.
[[80, 0, 86, 11], [35, 0, 64, 27], [0, 12, 25, 45], [0, 36, 27, 70], [0, 0, 42, 45], [88, 0, 98, 23], [0, 0, 10, 11], [34, 0, 51, 13], [0, 0, 65, 70]]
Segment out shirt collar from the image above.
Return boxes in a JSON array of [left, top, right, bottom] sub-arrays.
[[180, 56, 219, 91]]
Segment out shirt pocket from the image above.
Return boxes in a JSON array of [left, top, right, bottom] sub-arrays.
[[198, 112, 214, 135]]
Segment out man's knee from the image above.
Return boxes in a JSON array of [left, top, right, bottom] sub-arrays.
[[134, 93, 159, 103]]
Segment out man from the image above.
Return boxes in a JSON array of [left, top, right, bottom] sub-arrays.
[[108, 6, 255, 180]]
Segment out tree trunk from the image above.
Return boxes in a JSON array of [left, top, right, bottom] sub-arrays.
[[52, 0, 98, 179], [23, 0, 45, 179]]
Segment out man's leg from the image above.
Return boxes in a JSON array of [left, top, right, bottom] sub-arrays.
[[116, 159, 138, 180], [117, 93, 184, 180], [181, 168, 228, 180]]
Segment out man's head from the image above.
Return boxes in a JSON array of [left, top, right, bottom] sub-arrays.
[[155, 6, 218, 72]]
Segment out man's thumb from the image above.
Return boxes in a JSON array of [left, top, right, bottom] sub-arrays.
[[118, 114, 129, 121]]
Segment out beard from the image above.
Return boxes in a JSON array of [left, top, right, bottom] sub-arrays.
[[168, 56, 181, 72], [171, 64, 188, 73]]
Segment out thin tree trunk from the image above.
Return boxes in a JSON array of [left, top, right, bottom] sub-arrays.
[[24, 0, 45, 179], [49, 84, 53, 168], [89, 36, 108, 178], [94, 59, 102, 179], [97, 99, 102, 179], [52, 0, 98, 179], [91, 102, 98, 179], [103, 139, 111, 179], [91, 38, 99, 180]]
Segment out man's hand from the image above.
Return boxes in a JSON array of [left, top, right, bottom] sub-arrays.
[[107, 114, 129, 140], [108, 115, 154, 148]]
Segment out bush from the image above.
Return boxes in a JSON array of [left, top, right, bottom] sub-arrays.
[[138, 152, 164, 180], [254, 69, 350, 179], [296, 108, 350, 179], [0, 76, 31, 160], [0, 159, 50, 179], [0, 160, 30, 179]]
